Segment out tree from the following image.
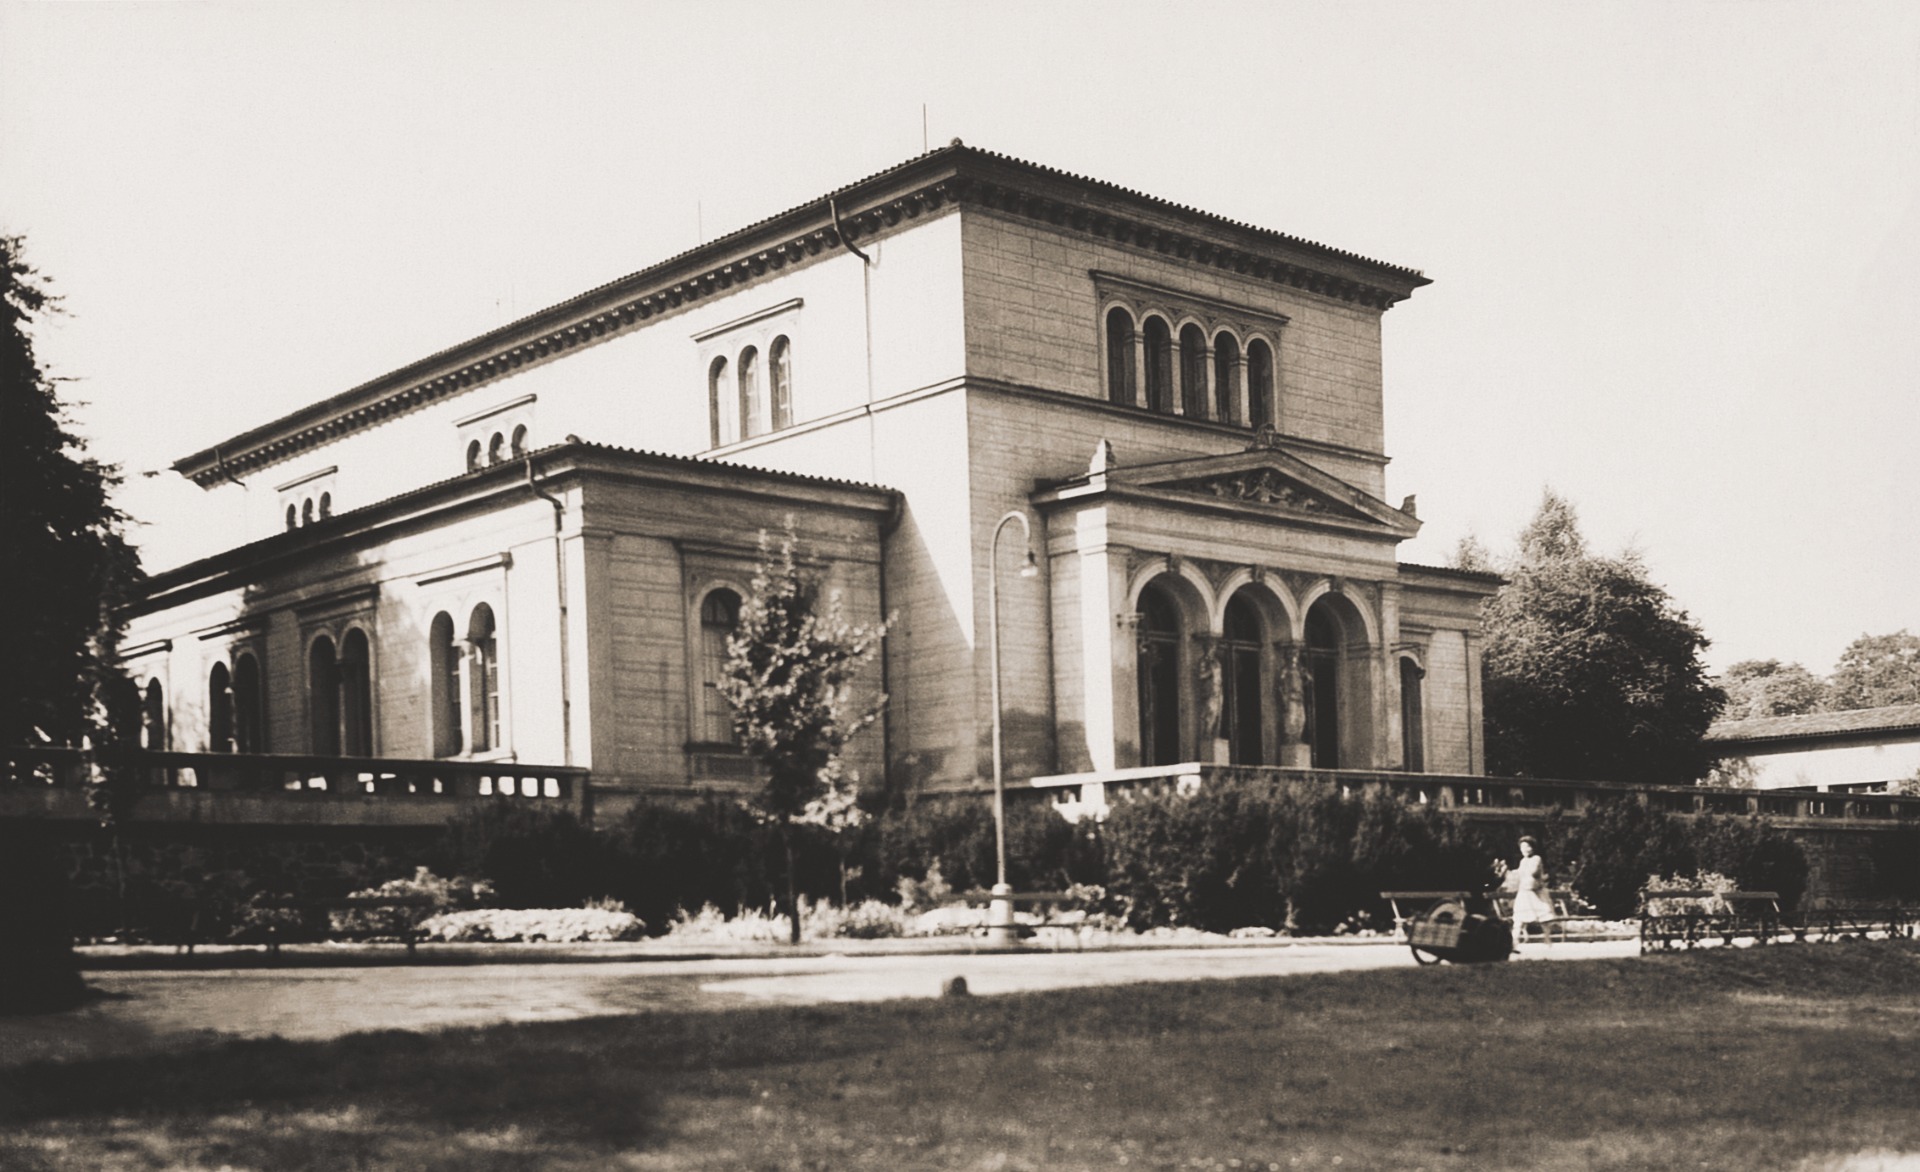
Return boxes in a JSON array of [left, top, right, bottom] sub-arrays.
[[1827, 631, 1920, 711], [718, 522, 889, 944], [1718, 659, 1828, 720], [1480, 490, 1725, 783], [1, 235, 143, 748]]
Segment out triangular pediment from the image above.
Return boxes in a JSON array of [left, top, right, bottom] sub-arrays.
[[1037, 439, 1421, 540]]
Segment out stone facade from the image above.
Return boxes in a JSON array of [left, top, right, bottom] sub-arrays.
[[122, 145, 1498, 807]]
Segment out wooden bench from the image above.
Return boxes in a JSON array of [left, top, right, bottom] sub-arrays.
[[1639, 889, 1781, 953]]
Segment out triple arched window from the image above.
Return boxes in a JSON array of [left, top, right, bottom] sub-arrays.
[[465, 424, 530, 473], [1101, 298, 1281, 430], [708, 336, 795, 448], [430, 604, 502, 758]]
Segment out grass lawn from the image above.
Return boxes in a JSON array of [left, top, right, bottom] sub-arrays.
[[2, 941, 1917, 1171]]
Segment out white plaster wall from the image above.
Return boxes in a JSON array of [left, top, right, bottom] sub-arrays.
[[1739, 741, 1920, 791]]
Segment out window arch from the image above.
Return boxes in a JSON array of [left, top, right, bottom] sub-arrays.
[[286, 504, 298, 531], [769, 337, 793, 431], [708, 355, 731, 448], [1136, 583, 1185, 767], [208, 662, 235, 753], [1400, 656, 1426, 773], [510, 424, 528, 458], [468, 604, 499, 754], [1247, 339, 1275, 429], [317, 493, 331, 520], [699, 588, 742, 744], [1179, 323, 1208, 419], [301, 499, 315, 526], [1105, 307, 1136, 405], [338, 628, 373, 756], [308, 636, 340, 755], [1213, 331, 1241, 424], [466, 439, 483, 472], [1220, 594, 1264, 765], [142, 679, 167, 750], [1142, 317, 1174, 413], [430, 612, 463, 758], [488, 431, 507, 465], [233, 651, 265, 753], [737, 346, 764, 440]]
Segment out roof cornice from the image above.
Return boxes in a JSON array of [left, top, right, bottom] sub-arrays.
[[176, 145, 1431, 484]]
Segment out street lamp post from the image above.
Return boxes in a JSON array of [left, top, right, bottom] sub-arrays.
[[986, 509, 1039, 948]]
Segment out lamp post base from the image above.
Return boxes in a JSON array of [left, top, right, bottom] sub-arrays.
[[985, 882, 1021, 949]]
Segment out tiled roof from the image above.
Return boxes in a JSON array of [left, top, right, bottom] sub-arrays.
[[1397, 561, 1505, 586], [1705, 703, 1920, 745]]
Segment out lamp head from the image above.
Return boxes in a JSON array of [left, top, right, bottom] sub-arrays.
[[1019, 549, 1040, 578]]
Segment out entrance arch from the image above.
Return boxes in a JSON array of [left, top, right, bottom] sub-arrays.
[[1136, 582, 1185, 766], [1301, 592, 1378, 770], [1220, 593, 1265, 764]]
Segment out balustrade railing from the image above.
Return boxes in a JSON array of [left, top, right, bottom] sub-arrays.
[[4, 745, 586, 808]]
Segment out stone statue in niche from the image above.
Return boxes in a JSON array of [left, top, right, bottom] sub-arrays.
[[1277, 644, 1306, 746], [1197, 643, 1224, 741]]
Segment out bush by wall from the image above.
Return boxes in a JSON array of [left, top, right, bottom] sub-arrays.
[[1690, 814, 1809, 911], [435, 805, 604, 909], [1556, 796, 1696, 920], [873, 794, 1096, 897]]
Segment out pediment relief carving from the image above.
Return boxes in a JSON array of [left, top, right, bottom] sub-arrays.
[[1162, 468, 1366, 520]]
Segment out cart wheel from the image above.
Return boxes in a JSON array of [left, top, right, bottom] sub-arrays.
[[1411, 944, 1442, 965]]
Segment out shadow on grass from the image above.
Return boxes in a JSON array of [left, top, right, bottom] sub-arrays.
[[4, 941, 1918, 1170]]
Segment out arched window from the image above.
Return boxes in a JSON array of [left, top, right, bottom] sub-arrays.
[[466, 439, 483, 472], [285, 504, 298, 531], [769, 337, 793, 431], [233, 652, 265, 753], [108, 676, 143, 747], [1213, 332, 1241, 425], [208, 662, 235, 753], [1105, 307, 1136, 405], [510, 424, 528, 458], [1179, 324, 1208, 418], [318, 493, 331, 520], [737, 346, 764, 440], [1304, 604, 1342, 768], [308, 636, 340, 755], [429, 612, 463, 757], [1142, 317, 1173, 413], [1136, 583, 1184, 766], [302, 499, 314, 527], [338, 628, 373, 757], [468, 604, 499, 754], [700, 588, 742, 744], [1247, 339, 1275, 429], [142, 679, 167, 750], [1400, 656, 1426, 773], [1220, 595, 1264, 765], [708, 355, 731, 448], [488, 432, 506, 465]]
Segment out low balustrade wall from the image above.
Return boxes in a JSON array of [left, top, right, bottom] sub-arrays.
[[3, 746, 589, 826]]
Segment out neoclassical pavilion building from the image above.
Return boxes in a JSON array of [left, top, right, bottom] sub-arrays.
[[119, 144, 1498, 816]]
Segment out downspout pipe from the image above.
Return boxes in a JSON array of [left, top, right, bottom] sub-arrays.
[[525, 454, 574, 773]]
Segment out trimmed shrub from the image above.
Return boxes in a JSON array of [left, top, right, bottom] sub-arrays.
[[329, 867, 490, 941], [1560, 797, 1694, 919], [600, 796, 788, 931], [436, 805, 603, 909], [874, 794, 1095, 897], [417, 906, 645, 943], [1690, 814, 1808, 911]]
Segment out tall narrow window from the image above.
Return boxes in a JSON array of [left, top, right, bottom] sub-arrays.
[[1143, 317, 1173, 413], [468, 604, 499, 754], [430, 612, 463, 757], [1220, 595, 1264, 765], [142, 680, 167, 750], [510, 424, 528, 458], [338, 628, 373, 757], [285, 504, 298, 531], [1179, 324, 1208, 418], [488, 432, 506, 465], [1136, 584, 1184, 766], [208, 662, 235, 753], [302, 499, 315, 526], [318, 493, 331, 520], [233, 652, 265, 753], [700, 589, 742, 744], [1247, 339, 1275, 429], [1400, 657, 1426, 773], [309, 636, 340, 756], [1105, 308, 1136, 405], [737, 346, 764, 440], [1213, 332, 1241, 424], [769, 337, 793, 431], [708, 355, 731, 448]]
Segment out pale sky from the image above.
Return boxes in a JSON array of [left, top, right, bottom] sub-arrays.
[[3, 1, 1914, 676]]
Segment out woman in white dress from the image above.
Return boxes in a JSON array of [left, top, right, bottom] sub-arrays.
[[1508, 836, 1555, 945]]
